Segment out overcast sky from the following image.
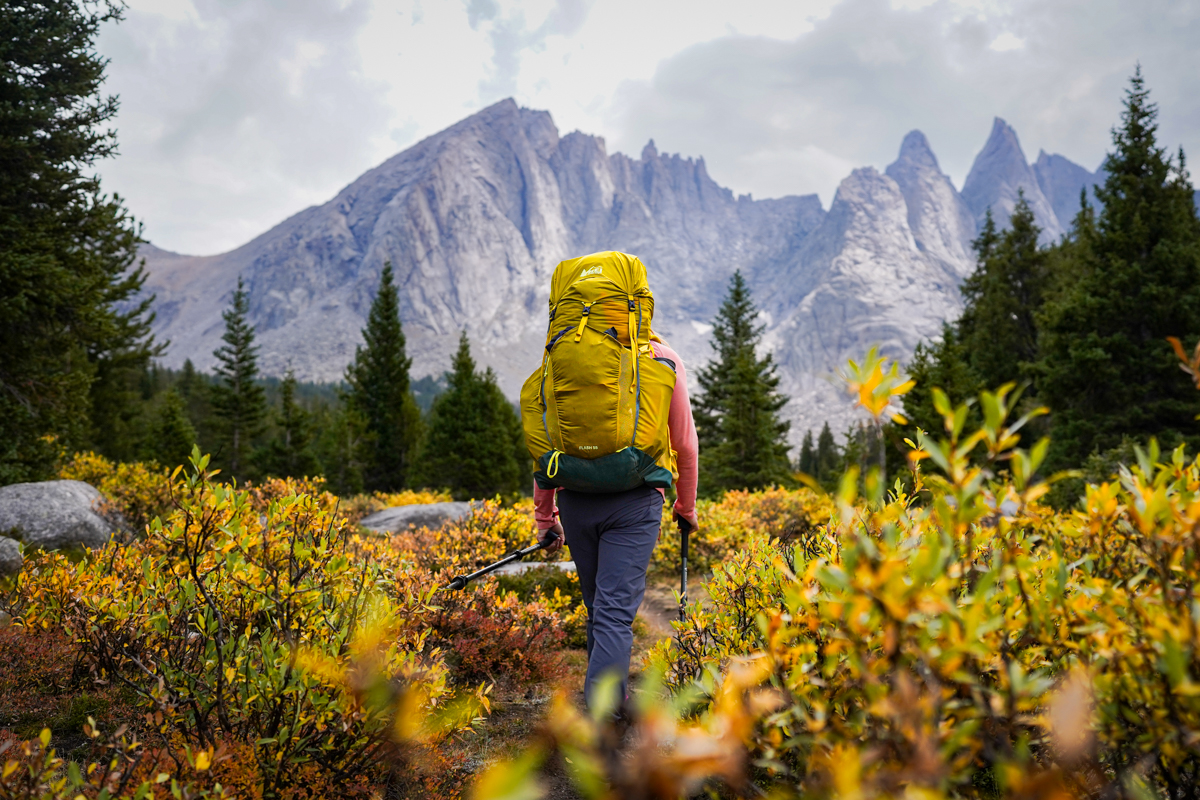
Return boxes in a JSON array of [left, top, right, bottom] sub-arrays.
[[95, 0, 1200, 256]]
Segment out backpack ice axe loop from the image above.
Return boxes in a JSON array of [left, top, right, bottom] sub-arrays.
[[443, 539, 550, 592]]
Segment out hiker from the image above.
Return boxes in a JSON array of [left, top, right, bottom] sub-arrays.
[[519, 251, 699, 712]]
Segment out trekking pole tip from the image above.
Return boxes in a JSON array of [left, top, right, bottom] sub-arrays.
[[446, 576, 467, 592]]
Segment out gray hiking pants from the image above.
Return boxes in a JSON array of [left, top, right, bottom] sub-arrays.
[[557, 484, 663, 710]]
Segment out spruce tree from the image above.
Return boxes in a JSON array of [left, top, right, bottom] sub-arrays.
[[903, 201, 1051, 439], [695, 272, 792, 495], [345, 263, 421, 490], [211, 277, 267, 480], [145, 389, 196, 470], [176, 358, 214, 448], [815, 422, 839, 484], [412, 332, 523, 499], [314, 400, 368, 496], [1038, 69, 1200, 467], [256, 370, 319, 478], [798, 430, 816, 475], [959, 198, 1048, 388], [0, 0, 157, 483]]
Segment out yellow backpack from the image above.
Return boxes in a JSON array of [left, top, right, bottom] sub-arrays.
[[520, 251, 678, 492]]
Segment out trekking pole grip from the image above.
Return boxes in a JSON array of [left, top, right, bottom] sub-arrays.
[[677, 517, 692, 622]]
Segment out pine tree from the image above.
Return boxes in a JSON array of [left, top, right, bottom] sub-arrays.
[[1038, 69, 1200, 468], [798, 430, 816, 475], [902, 200, 1052, 440], [959, 197, 1048, 388], [695, 271, 792, 495], [0, 1, 157, 483], [902, 323, 981, 437], [815, 422, 839, 484], [145, 389, 196, 470], [178, 359, 200, 402], [256, 370, 319, 478], [314, 400, 368, 496], [412, 332, 523, 499], [345, 263, 421, 491], [211, 277, 267, 481]]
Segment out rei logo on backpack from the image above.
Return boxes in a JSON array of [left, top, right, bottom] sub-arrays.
[[520, 251, 678, 493]]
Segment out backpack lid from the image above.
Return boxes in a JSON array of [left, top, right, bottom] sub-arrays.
[[548, 251, 653, 310]]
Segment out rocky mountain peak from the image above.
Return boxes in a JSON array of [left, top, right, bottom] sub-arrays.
[[885, 131, 976, 275], [1032, 149, 1100, 230], [962, 117, 1062, 241], [894, 130, 941, 173], [136, 100, 1098, 446]]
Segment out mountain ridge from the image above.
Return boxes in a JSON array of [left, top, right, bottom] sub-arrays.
[[139, 99, 1104, 442]]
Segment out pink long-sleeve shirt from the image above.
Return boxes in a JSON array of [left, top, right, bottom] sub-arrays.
[[534, 340, 699, 530]]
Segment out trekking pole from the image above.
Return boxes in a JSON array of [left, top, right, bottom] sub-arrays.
[[443, 540, 549, 592], [678, 517, 693, 622]]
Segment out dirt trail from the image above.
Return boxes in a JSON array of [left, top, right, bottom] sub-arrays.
[[637, 581, 682, 638]]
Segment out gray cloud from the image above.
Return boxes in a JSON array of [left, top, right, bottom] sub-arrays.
[[97, 0, 388, 255], [610, 0, 1200, 204], [471, 0, 596, 102]]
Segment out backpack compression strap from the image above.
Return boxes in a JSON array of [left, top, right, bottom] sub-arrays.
[[627, 297, 638, 393]]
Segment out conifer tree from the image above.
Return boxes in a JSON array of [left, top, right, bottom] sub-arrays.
[[314, 401, 368, 496], [903, 201, 1051, 438], [345, 263, 421, 491], [0, 0, 157, 483], [256, 370, 319, 478], [959, 198, 1048, 387], [413, 332, 523, 499], [1038, 69, 1200, 467], [815, 422, 839, 484], [145, 389, 196, 470], [178, 359, 200, 401], [797, 430, 816, 475], [211, 277, 267, 480], [175, 358, 215, 451], [695, 272, 792, 495]]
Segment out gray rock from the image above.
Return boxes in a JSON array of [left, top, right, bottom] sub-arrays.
[[763, 164, 970, 436], [493, 560, 576, 576], [0, 480, 116, 552], [359, 501, 475, 534], [961, 117, 1062, 242], [1033, 150, 1101, 232], [0, 536, 20, 577]]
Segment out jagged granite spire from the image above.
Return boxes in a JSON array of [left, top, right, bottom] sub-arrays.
[[1032, 149, 1101, 230], [135, 102, 1096, 446], [962, 118, 1062, 241], [885, 130, 977, 276]]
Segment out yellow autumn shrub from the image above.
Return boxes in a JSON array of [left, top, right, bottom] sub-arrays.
[[10, 450, 488, 797], [475, 385, 1200, 800], [59, 451, 177, 534], [650, 485, 837, 578], [8, 453, 582, 797]]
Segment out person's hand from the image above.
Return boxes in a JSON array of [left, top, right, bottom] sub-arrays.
[[539, 520, 565, 556], [674, 510, 699, 533]]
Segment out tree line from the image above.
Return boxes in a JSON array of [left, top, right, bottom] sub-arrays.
[[902, 69, 1200, 493], [694, 69, 1200, 500], [130, 265, 528, 499], [5, 0, 1195, 502]]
